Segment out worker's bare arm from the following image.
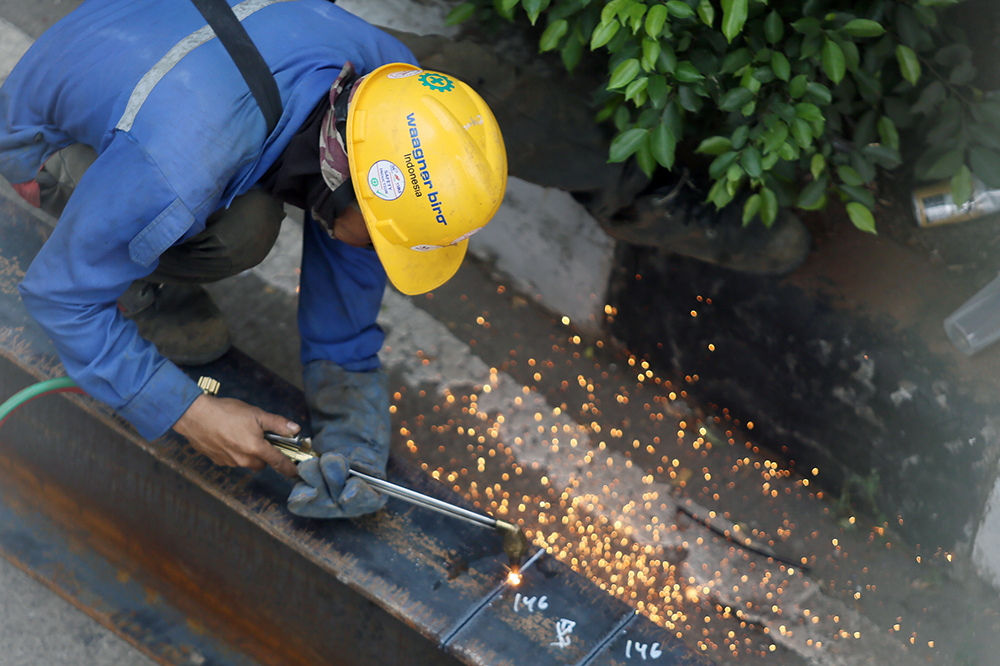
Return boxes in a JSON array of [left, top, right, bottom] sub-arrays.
[[173, 394, 300, 477]]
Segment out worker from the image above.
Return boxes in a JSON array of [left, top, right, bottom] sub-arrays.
[[0, 0, 506, 518]]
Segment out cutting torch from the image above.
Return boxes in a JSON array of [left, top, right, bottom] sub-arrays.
[[265, 432, 530, 575]]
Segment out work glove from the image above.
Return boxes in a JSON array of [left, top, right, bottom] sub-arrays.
[[287, 360, 390, 518]]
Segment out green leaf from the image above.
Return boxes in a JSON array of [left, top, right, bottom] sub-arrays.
[[647, 75, 670, 108], [840, 184, 876, 209], [742, 193, 762, 225], [970, 147, 1000, 188], [760, 188, 779, 227], [608, 128, 649, 162], [790, 75, 808, 98], [626, 3, 648, 33], [708, 178, 736, 209], [666, 0, 695, 19], [811, 154, 826, 179], [645, 5, 669, 39], [772, 52, 791, 81], [846, 202, 877, 233], [791, 117, 813, 148], [853, 109, 878, 147], [911, 81, 946, 115], [800, 34, 823, 60], [698, 0, 715, 26], [763, 122, 790, 154], [741, 145, 763, 178], [561, 29, 585, 71], [444, 2, 477, 26], [696, 136, 734, 156], [719, 87, 755, 112], [641, 38, 661, 71], [878, 116, 899, 151], [922, 149, 965, 180], [658, 43, 678, 73], [625, 76, 649, 103], [721, 0, 749, 43], [791, 17, 822, 37], [501, 0, 520, 13], [951, 165, 973, 205], [636, 136, 657, 177], [764, 10, 784, 44], [797, 177, 828, 209], [862, 144, 903, 169], [674, 61, 705, 83], [523, 0, 545, 25], [601, 0, 626, 24], [609, 58, 642, 89], [896, 45, 921, 85], [804, 82, 832, 105], [794, 102, 824, 123], [840, 39, 860, 73], [950, 60, 977, 86], [540, 19, 569, 52], [731, 125, 750, 149], [709, 151, 740, 179], [591, 21, 620, 50], [726, 163, 744, 182], [837, 164, 865, 186], [779, 141, 799, 161], [721, 48, 753, 74], [663, 98, 683, 136], [678, 85, 704, 112], [650, 122, 677, 169], [842, 19, 885, 38], [853, 68, 882, 104], [822, 39, 846, 85]]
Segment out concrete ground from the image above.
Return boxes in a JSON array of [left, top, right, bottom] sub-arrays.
[[3, 2, 1000, 666]]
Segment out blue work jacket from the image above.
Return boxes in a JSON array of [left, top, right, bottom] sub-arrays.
[[0, 0, 416, 440]]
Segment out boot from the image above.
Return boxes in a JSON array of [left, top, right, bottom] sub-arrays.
[[597, 174, 811, 276], [120, 282, 231, 366]]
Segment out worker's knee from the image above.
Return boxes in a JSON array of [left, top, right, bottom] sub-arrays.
[[212, 190, 285, 274], [36, 143, 98, 218], [151, 190, 284, 283]]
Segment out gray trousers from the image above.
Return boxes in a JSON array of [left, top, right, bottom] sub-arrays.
[[38, 143, 284, 286]]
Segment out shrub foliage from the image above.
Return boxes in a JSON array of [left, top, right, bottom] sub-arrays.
[[448, 0, 992, 232]]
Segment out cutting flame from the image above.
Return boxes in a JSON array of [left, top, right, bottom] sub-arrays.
[[507, 571, 522, 586]]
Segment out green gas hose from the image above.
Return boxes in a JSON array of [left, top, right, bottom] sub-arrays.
[[0, 377, 83, 429]]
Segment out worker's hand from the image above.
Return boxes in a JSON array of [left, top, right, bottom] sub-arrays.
[[287, 360, 390, 518], [288, 453, 385, 518], [173, 394, 300, 478]]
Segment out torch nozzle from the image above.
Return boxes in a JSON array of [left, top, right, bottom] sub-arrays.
[[495, 520, 529, 578]]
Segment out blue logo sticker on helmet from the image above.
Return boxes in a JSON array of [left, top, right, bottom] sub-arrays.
[[418, 72, 455, 92]]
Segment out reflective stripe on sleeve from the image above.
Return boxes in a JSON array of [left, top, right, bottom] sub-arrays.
[[116, 0, 293, 132]]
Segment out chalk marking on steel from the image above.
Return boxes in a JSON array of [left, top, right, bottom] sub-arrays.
[[438, 547, 545, 648], [568, 610, 638, 666], [116, 0, 292, 131]]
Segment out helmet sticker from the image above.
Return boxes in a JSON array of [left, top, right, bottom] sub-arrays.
[[410, 244, 444, 252], [367, 160, 406, 201], [418, 72, 455, 92], [451, 228, 482, 245], [387, 69, 423, 79]]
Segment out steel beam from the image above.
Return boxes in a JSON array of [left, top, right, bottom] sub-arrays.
[[0, 182, 707, 666]]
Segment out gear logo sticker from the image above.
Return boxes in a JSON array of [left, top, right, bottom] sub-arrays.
[[418, 72, 455, 92], [367, 160, 405, 201]]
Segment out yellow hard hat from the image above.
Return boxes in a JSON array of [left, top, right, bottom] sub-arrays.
[[345, 63, 507, 295]]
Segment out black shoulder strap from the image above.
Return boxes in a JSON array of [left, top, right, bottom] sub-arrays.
[[189, 0, 283, 137]]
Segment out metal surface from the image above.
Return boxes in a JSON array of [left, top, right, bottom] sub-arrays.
[[0, 183, 705, 666]]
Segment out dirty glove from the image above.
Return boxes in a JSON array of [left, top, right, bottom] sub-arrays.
[[287, 361, 390, 518]]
